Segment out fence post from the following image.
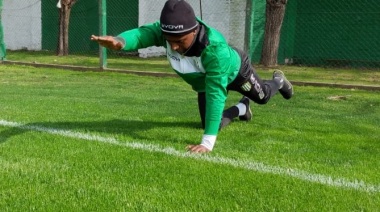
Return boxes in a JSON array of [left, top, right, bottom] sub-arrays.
[[244, 0, 252, 54], [99, 0, 107, 69], [0, 0, 6, 61]]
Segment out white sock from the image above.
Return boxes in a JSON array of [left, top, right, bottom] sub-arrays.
[[236, 103, 246, 116]]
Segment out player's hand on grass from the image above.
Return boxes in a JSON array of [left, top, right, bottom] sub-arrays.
[[90, 35, 123, 50], [186, 144, 211, 153]]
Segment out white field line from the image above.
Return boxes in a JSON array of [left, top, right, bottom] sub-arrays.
[[1, 119, 379, 193]]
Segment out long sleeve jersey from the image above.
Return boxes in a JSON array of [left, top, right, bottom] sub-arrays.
[[117, 19, 241, 146]]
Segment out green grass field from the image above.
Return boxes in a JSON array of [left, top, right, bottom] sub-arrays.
[[0, 64, 379, 211]]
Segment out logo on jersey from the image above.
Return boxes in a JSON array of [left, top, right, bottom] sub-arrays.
[[241, 74, 265, 99], [161, 24, 184, 30], [241, 81, 251, 91], [167, 52, 180, 62]]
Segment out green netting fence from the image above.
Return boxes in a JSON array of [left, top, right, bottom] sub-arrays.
[[1, 0, 380, 69], [280, 0, 380, 68]]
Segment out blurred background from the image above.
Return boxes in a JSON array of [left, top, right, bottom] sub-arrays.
[[1, 0, 380, 69]]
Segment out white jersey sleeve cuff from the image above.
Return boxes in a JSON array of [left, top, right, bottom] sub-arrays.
[[114, 36, 126, 48], [200, 134, 217, 151]]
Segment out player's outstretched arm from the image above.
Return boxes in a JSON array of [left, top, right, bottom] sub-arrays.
[[90, 35, 124, 51]]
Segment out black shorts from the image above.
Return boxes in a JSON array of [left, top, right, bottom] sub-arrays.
[[227, 48, 276, 104]]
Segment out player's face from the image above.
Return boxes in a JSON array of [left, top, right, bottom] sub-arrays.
[[164, 30, 196, 54]]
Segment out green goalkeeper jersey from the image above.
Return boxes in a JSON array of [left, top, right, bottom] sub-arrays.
[[117, 19, 241, 136]]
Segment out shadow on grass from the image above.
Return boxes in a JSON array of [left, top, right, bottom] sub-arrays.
[[0, 119, 201, 145]]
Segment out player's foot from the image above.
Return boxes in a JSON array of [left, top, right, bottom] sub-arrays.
[[238, 96, 252, 121], [220, 117, 232, 130], [273, 70, 293, 100]]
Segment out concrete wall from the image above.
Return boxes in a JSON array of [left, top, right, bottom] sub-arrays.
[[138, 0, 247, 57], [2, 0, 247, 55], [3, 0, 41, 50]]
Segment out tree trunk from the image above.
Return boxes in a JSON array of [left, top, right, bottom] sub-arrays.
[[57, 0, 77, 56], [260, 0, 287, 67]]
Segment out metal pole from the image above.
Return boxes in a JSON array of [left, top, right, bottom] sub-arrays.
[[0, 0, 6, 61], [199, 0, 203, 19], [244, 0, 253, 54], [99, 0, 107, 69]]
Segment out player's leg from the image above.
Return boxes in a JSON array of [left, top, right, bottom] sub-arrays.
[[273, 69, 294, 99], [197, 92, 247, 130], [197, 92, 206, 129], [220, 97, 252, 129], [229, 48, 293, 105], [222, 96, 252, 122]]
